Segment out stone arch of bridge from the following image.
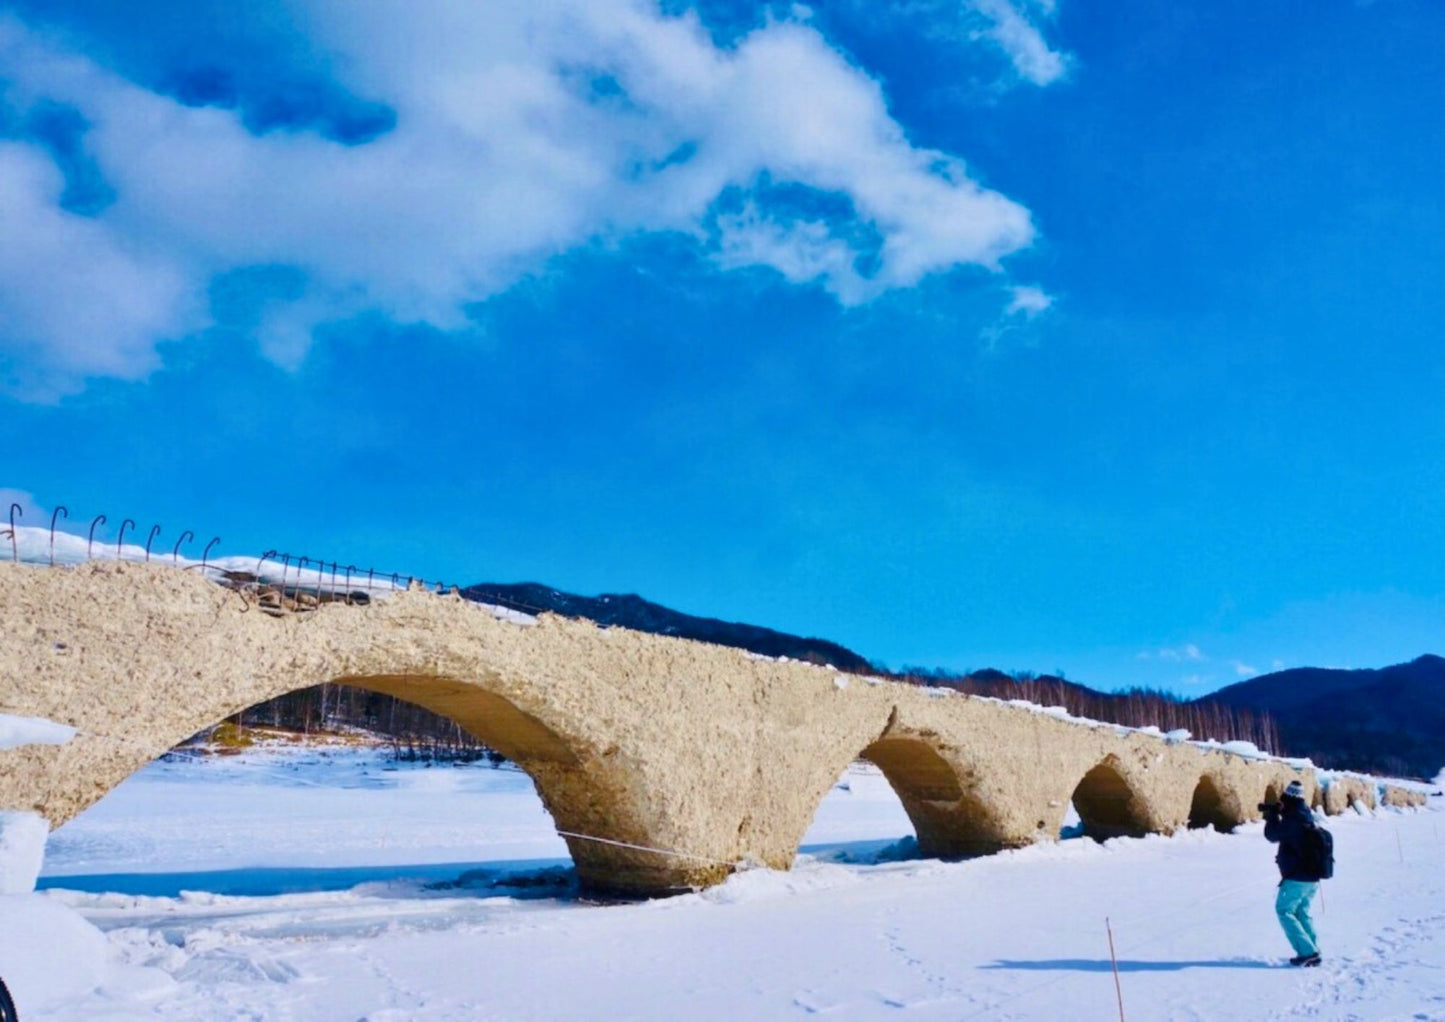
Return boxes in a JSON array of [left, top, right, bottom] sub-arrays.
[[323, 674, 579, 766], [1070, 756, 1152, 840], [802, 723, 1016, 861], [52, 670, 691, 898], [1187, 773, 1246, 832], [1323, 779, 1375, 815]]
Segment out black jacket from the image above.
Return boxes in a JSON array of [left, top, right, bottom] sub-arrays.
[[1264, 798, 1321, 882]]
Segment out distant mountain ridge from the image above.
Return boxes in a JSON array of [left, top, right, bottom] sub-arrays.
[[1208, 655, 1445, 779], [459, 582, 874, 672]]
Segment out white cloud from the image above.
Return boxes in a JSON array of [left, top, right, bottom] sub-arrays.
[[982, 281, 1054, 349], [0, 141, 195, 398], [1139, 643, 1207, 664], [967, 0, 1069, 86], [714, 201, 867, 302], [1004, 284, 1053, 318], [860, 0, 1070, 88], [1231, 661, 1259, 678], [0, 3, 1039, 395]]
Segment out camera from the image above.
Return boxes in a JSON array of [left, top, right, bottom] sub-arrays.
[[1258, 801, 1280, 813]]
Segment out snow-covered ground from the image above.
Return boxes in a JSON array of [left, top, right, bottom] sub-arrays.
[[3, 747, 1442, 1020]]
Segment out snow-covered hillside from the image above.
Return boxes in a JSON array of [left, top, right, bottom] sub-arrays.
[[0, 747, 1439, 1020]]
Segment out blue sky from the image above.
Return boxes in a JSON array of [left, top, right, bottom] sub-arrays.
[[2, 0, 1442, 694]]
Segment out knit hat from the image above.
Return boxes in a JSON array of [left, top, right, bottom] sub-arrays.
[[1283, 780, 1305, 801]]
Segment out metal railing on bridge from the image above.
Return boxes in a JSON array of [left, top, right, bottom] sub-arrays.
[[2, 501, 554, 619]]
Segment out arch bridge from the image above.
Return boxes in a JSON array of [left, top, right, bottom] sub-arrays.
[[0, 562, 1422, 896]]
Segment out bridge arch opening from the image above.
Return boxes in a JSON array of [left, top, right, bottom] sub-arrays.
[[1264, 782, 1283, 803], [861, 736, 964, 806], [859, 736, 967, 859], [323, 674, 579, 766], [1345, 789, 1373, 812], [42, 679, 582, 896], [39, 676, 628, 897], [1070, 759, 1151, 841], [801, 732, 1011, 863], [800, 756, 921, 864], [1187, 774, 1242, 832]]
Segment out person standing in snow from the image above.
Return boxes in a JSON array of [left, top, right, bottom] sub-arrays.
[[1262, 779, 1326, 967]]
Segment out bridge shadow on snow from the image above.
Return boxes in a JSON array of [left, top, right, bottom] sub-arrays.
[[38, 856, 578, 900], [797, 835, 921, 865], [41, 839, 932, 901], [982, 958, 1276, 973]]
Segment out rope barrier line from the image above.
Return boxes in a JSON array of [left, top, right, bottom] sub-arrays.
[[556, 830, 738, 867]]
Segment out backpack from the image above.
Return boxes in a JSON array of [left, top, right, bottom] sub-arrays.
[[1305, 823, 1335, 880]]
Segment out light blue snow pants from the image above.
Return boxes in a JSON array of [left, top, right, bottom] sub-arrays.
[[1275, 880, 1320, 957]]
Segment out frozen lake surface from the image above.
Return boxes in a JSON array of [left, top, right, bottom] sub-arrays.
[[4, 746, 1441, 1020]]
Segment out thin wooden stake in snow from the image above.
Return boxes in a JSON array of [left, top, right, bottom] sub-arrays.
[[1106, 917, 1126, 1022]]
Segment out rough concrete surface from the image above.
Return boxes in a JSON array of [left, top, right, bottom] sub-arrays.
[[1324, 775, 1379, 814], [0, 562, 1423, 895]]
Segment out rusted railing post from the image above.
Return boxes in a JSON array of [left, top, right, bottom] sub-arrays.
[[117, 519, 135, 559], [6, 503, 19, 562], [48, 506, 68, 565], [87, 515, 107, 560], [6, 503, 461, 615]]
